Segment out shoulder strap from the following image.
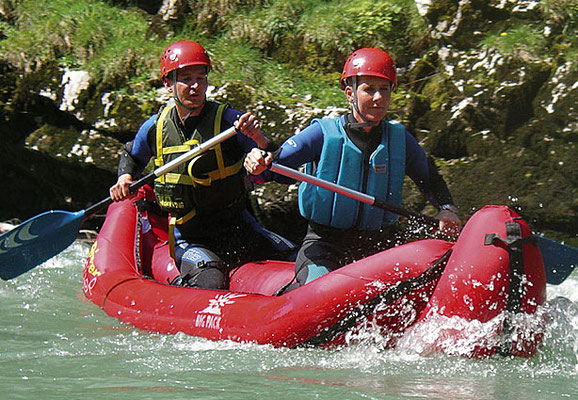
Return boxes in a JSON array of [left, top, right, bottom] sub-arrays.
[[154, 105, 174, 183]]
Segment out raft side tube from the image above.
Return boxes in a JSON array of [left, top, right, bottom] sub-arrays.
[[417, 205, 546, 357], [83, 199, 141, 308]]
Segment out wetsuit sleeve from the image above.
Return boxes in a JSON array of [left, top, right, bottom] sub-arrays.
[[117, 115, 156, 178], [259, 122, 325, 184], [404, 130, 455, 209]]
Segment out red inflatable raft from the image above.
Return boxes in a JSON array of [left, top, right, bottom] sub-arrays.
[[83, 188, 546, 357]]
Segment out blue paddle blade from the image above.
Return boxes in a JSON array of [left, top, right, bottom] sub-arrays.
[[0, 210, 86, 280], [537, 235, 578, 285]]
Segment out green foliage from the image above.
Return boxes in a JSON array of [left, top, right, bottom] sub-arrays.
[[0, 0, 426, 110], [481, 25, 547, 59], [185, 0, 271, 36], [422, 74, 450, 111], [229, 0, 312, 53], [299, 0, 412, 56], [0, 0, 158, 83], [541, 0, 578, 33], [209, 37, 345, 108], [229, 0, 425, 67], [541, 0, 578, 64]]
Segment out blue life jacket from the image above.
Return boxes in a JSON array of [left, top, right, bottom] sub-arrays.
[[298, 116, 406, 230]]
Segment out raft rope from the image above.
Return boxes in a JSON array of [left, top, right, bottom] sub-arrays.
[[484, 218, 537, 356], [297, 249, 453, 348], [135, 208, 143, 275]]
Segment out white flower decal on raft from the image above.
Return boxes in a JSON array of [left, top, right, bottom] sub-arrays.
[[199, 293, 247, 316]]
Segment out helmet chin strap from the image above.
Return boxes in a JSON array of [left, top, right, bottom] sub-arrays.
[[347, 76, 381, 130], [171, 71, 203, 120]]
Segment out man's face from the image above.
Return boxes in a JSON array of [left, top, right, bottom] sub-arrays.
[[166, 65, 208, 110], [346, 75, 392, 125]]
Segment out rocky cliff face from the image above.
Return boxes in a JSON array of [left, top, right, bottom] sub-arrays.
[[410, 0, 577, 242], [1, 0, 576, 244]]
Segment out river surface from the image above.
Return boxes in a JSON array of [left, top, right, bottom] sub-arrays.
[[1, 242, 576, 400]]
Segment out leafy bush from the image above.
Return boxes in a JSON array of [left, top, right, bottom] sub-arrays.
[[0, 0, 157, 83], [0, 0, 425, 112], [186, 0, 271, 36], [208, 37, 345, 108], [297, 0, 424, 63], [541, 0, 578, 63], [542, 0, 578, 34], [229, 0, 312, 54], [228, 0, 425, 69], [481, 25, 547, 59]]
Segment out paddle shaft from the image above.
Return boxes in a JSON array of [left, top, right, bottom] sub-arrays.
[[85, 126, 238, 217], [269, 163, 439, 227], [0, 125, 241, 280], [270, 163, 577, 284]]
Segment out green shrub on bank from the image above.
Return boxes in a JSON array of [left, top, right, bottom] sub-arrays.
[[542, 0, 578, 34], [209, 37, 345, 108], [1, 0, 423, 109], [541, 0, 578, 64], [481, 25, 547, 60], [0, 0, 158, 77], [229, 0, 425, 67]]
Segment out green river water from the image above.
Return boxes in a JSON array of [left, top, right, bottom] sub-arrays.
[[1, 242, 576, 400]]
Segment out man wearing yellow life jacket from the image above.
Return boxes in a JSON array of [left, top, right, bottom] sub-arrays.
[[110, 40, 295, 289]]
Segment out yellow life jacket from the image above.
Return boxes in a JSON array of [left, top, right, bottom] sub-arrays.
[[153, 101, 246, 225]]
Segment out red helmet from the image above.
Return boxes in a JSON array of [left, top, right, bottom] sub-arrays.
[[340, 48, 397, 89], [160, 40, 212, 80]]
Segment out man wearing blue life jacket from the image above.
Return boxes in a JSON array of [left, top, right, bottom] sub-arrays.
[[109, 40, 295, 289], [245, 47, 461, 290]]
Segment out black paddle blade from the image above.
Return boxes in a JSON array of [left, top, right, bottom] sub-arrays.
[[0, 210, 85, 280], [537, 235, 578, 285]]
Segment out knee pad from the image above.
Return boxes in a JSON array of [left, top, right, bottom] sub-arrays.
[[180, 259, 227, 289], [296, 263, 331, 286]]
